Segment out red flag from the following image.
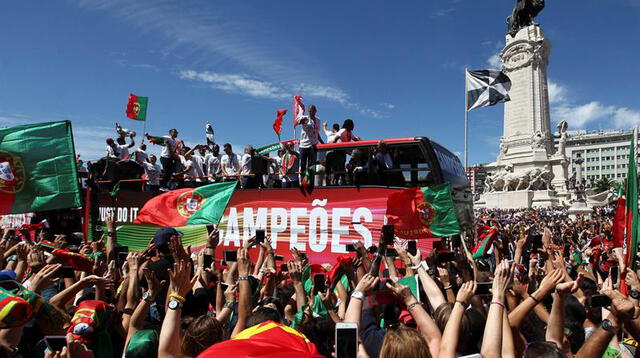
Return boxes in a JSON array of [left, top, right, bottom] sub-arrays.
[[273, 109, 286, 138], [52, 249, 94, 272], [293, 94, 305, 127], [198, 321, 323, 358], [613, 195, 626, 248]]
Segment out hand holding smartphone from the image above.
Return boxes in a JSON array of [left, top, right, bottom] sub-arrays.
[[335, 322, 358, 358]]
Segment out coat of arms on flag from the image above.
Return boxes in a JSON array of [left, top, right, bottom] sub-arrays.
[[466, 70, 512, 110]]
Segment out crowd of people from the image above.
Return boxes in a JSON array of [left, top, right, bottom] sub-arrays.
[[1, 202, 640, 357], [101, 107, 373, 192]]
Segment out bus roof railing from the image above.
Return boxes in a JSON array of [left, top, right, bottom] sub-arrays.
[[316, 137, 419, 150]]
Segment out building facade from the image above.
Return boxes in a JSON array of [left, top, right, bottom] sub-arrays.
[[466, 165, 487, 195], [554, 129, 639, 185]]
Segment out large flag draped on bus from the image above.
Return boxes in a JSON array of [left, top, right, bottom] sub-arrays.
[[466, 70, 511, 110], [385, 184, 461, 239], [134, 181, 236, 227], [198, 320, 323, 358], [0, 121, 81, 215], [624, 134, 639, 271]]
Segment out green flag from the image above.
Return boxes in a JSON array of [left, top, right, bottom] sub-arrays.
[[0, 121, 81, 214], [625, 134, 639, 270]]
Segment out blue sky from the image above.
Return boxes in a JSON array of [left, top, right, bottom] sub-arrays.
[[1, 0, 639, 165]]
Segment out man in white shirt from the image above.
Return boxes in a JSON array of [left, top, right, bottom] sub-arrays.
[[298, 105, 322, 176], [176, 146, 199, 188], [323, 122, 340, 143], [158, 129, 179, 188], [134, 144, 149, 164], [221, 143, 240, 184], [116, 133, 135, 160], [205, 144, 221, 182], [190, 145, 206, 185], [105, 138, 119, 159], [142, 155, 162, 194], [240, 145, 254, 189]]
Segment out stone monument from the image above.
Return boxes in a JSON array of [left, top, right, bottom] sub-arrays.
[[476, 0, 571, 209]]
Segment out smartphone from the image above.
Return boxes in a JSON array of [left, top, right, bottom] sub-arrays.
[[203, 254, 213, 268], [335, 322, 358, 358], [44, 336, 67, 352], [589, 294, 612, 308], [274, 255, 284, 261], [56, 266, 75, 279], [117, 251, 129, 266], [255, 229, 265, 244], [206, 225, 216, 235], [223, 250, 237, 263], [437, 251, 456, 263], [382, 225, 394, 245], [384, 248, 398, 258], [345, 244, 357, 252], [313, 274, 327, 294], [451, 235, 462, 248], [367, 246, 378, 254], [407, 241, 417, 256], [610, 266, 619, 284], [280, 263, 289, 272], [531, 234, 543, 250], [476, 282, 493, 296], [368, 254, 383, 277], [220, 282, 229, 292]]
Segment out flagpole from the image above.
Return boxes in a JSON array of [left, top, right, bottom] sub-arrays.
[[464, 68, 469, 170]]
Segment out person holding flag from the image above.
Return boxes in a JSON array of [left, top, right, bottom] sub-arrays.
[[297, 105, 322, 177]]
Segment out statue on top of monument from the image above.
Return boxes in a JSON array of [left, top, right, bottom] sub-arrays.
[[507, 0, 545, 37]]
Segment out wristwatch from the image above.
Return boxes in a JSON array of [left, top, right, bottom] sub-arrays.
[[351, 290, 365, 301], [168, 298, 183, 310], [601, 319, 618, 333], [142, 291, 154, 303], [630, 290, 640, 299]]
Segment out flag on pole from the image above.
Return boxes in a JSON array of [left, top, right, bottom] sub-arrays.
[[205, 123, 215, 149], [273, 109, 287, 139], [133, 181, 236, 227], [472, 226, 496, 259], [125, 93, 149, 121], [466, 70, 511, 111], [293, 94, 305, 127], [0, 121, 82, 215], [145, 134, 166, 146], [624, 132, 639, 271], [385, 184, 461, 239], [613, 192, 626, 248]]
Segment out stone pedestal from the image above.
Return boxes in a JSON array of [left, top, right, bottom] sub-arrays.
[[475, 24, 571, 209], [567, 201, 592, 219]]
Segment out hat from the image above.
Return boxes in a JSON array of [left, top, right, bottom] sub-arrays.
[[0, 270, 16, 282], [152, 227, 182, 248]]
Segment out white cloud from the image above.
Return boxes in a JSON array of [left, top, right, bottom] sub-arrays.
[[431, 7, 456, 18], [487, 53, 502, 68], [293, 83, 348, 104], [382, 103, 396, 110], [549, 80, 640, 129], [179, 70, 289, 99]]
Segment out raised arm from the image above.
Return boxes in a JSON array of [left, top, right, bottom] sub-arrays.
[[440, 281, 476, 358], [231, 248, 253, 337], [408, 249, 446, 310], [481, 260, 512, 358], [344, 274, 378, 331], [509, 269, 562, 328]]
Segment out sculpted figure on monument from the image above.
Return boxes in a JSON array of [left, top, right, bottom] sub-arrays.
[[507, 0, 545, 36], [499, 137, 508, 154], [531, 131, 546, 149], [556, 121, 568, 157]]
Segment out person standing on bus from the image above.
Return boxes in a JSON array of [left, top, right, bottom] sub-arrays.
[[221, 143, 240, 183], [280, 143, 300, 188], [205, 144, 221, 182], [141, 154, 162, 195], [240, 145, 255, 189], [335, 119, 360, 142], [323, 122, 340, 143], [298, 105, 322, 175], [160, 128, 179, 189]]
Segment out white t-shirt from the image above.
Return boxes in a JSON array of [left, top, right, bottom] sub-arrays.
[[106, 145, 118, 159], [337, 128, 357, 142], [221, 153, 240, 176], [179, 156, 197, 180], [160, 136, 177, 158], [205, 153, 221, 177], [325, 130, 339, 143], [191, 155, 205, 181], [135, 149, 149, 163], [299, 116, 320, 148], [241, 153, 253, 175], [142, 162, 162, 186], [117, 145, 130, 160]]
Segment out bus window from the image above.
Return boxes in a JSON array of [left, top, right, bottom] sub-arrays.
[[391, 144, 434, 187]]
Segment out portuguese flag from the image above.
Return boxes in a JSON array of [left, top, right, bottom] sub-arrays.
[[133, 181, 236, 227], [0, 121, 81, 215], [145, 134, 166, 146], [198, 320, 323, 358], [624, 134, 639, 271], [385, 184, 461, 239], [125, 93, 148, 121], [472, 226, 496, 259]]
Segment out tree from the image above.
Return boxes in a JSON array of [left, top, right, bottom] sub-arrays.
[[594, 177, 615, 193]]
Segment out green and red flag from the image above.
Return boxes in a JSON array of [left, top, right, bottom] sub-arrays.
[[134, 181, 236, 227], [0, 121, 81, 215], [612, 193, 626, 248], [624, 134, 639, 271], [301, 165, 317, 192], [145, 134, 166, 146], [385, 184, 461, 239], [472, 226, 496, 259], [198, 320, 323, 358], [125, 93, 148, 121]]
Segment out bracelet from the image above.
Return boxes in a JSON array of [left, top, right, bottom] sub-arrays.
[[529, 295, 541, 304], [455, 300, 469, 308], [168, 293, 186, 303], [239, 276, 250, 281], [444, 285, 452, 290], [224, 301, 235, 309], [491, 301, 505, 309], [407, 302, 421, 311]]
